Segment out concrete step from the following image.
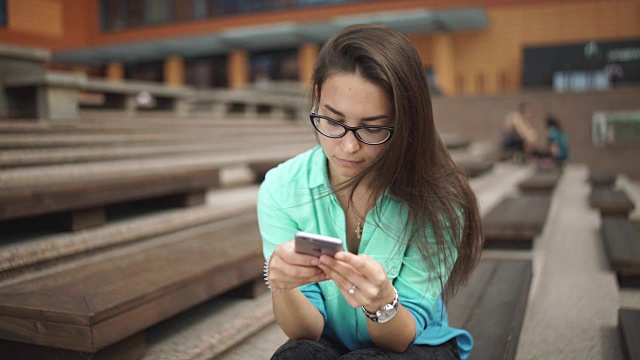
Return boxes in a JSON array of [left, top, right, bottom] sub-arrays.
[[515, 165, 625, 359], [142, 292, 278, 360]]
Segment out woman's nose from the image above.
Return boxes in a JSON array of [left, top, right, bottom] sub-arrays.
[[340, 130, 361, 153]]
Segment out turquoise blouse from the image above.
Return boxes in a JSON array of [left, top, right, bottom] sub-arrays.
[[548, 126, 569, 161], [257, 145, 473, 359]]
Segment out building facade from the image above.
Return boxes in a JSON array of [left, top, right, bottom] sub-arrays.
[[0, 0, 638, 95]]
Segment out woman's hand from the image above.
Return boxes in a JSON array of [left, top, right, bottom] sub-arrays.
[[317, 252, 395, 311], [268, 240, 328, 291]]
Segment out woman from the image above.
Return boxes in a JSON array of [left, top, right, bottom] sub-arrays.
[[258, 24, 483, 359]]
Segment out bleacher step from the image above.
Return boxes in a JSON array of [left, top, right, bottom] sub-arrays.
[[214, 323, 287, 360], [0, 186, 259, 284], [143, 292, 277, 360]]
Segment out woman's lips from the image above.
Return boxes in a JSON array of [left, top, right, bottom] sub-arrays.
[[336, 157, 364, 167]]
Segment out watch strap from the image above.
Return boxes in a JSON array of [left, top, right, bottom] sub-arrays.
[[361, 286, 398, 323]]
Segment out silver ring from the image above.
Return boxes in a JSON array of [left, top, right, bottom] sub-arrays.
[[348, 285, 356, 295]]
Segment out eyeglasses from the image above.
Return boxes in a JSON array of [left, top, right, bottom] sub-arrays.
[[309, 112, 395, 145]]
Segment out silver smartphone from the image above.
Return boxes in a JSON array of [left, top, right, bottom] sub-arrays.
[[294, 231, 343, 257]]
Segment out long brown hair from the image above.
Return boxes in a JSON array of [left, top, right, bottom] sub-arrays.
[[311, 24, 483, 303]]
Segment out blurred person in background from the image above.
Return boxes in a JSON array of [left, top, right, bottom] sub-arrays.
[[532, 114, 569, 168], [501, 102, 538, 163]]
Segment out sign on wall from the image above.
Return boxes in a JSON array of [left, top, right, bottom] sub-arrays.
[[523, 39, 640, 91]]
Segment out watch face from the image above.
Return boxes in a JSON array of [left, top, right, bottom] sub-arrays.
[[376, 304, 397, 323]]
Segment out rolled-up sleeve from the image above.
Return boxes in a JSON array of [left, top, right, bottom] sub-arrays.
[[256, 171, 328, 320]]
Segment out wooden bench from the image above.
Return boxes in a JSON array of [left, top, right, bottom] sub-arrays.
[[0, 211, 265, 359], [456, 158, 494, 178], [0, 163, 219, 231], [194, 89, 306, 120], [448, 258, 532, 359], [0, 43, 86, 122], [619, 308, 640, 360], [518, 168, 562, 194], [0, 144, 312, 230], [0, 137, 316, 168], [80, 78, 194, 117], [2, 71, 87, 122], [483, 195, 552, 249], [587, 170, 617, 189], [600, 218, 640, 287], [441, 133, 471, 150], [589, 188, 635, 218]]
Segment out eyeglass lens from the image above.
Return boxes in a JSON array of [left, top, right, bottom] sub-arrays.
[[312, 116, 391, 144]]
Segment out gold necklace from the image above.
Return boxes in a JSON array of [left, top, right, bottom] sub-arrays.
[[355, 218, 363, 240]]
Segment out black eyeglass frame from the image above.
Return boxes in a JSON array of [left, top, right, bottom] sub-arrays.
[[309, 112, 395, 145]]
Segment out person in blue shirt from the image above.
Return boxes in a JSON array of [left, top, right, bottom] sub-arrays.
[[531, 114, 569, 168], [258, 24, 483, 360], [545, 115, 569, 165]]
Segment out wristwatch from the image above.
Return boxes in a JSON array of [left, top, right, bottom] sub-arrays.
[[361, 286, 398, 323]]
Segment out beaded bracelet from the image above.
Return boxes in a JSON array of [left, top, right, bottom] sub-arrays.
[[263, 259, 288, 292]]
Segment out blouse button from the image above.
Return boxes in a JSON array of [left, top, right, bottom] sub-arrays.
[[390, 268, 397, 275]]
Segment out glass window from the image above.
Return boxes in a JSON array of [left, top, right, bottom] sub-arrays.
[[101, 0, 372, 32], [127, 0, 145, 28], [144, 0, 172, 25], [185, 55, 228, 89], [101, 0, 127, 31], [193, 0, 207, 19], [174, 0, 193, 22], [0, 0, 7, 26], [249, 48, 299, 85], [126, 62, 164, 82]]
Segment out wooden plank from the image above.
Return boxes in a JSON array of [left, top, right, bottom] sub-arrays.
[[463, 259, 532, 360], [249, 159, 285, 183], [589, 189, 635, 217], [619, 308, 640, 360], [0, 169, 219, 221], [588, 170, 617, 189], [518, 169, 561, 194], [0, 129, 312, 149], [0, 212, 263, 352], [224, 278, 270, 299], [57, 206, 106, 231], [601, 218, 640, 283], [456, 159, 494, 178], [448, 260, 498, 327], [0, 138, 316, 167], [0, 331, 145, 360], [483, 196, 551, 248]]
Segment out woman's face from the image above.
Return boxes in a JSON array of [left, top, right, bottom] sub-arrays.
[[316, 73, 393, 186]]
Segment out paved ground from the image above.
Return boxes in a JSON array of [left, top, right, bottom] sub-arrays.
[[515, 166, 624, 360], [214, 163, 640, 360]]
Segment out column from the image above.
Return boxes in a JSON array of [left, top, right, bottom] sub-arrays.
[[431, 34, 456, 96], [106, 62, 124, 81], [298, 43, 319, 85], [228, 50, 249, 89], [164, 56, 185, 86]]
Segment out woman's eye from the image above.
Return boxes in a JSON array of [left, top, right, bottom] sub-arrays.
[[365, 127, 383, 134]]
